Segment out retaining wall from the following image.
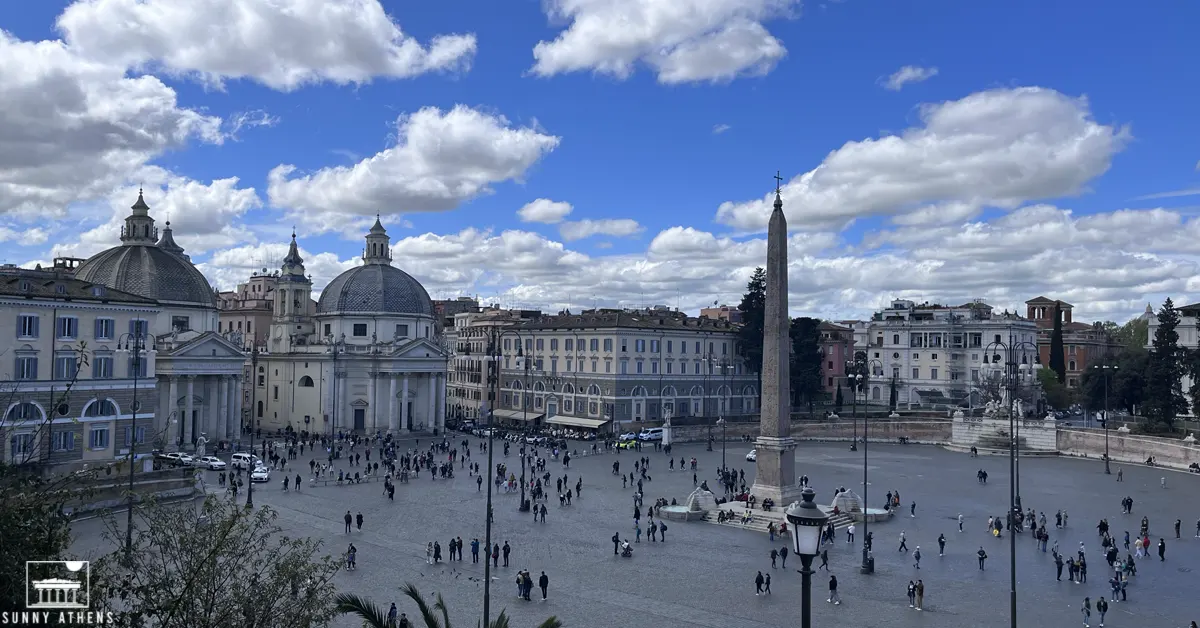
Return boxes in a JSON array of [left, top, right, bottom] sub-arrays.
[[669, 419, 952, 445], [952, 415, 1058, 452], [1057, 429, 1200, 471]]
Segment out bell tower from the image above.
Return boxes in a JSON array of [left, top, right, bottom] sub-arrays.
[[120, 190, 159, 244], [363, 215, 391, 264], [271, 230, 315, 350]]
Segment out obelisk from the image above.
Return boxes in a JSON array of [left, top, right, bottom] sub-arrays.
[[750, 175, 803, 506]]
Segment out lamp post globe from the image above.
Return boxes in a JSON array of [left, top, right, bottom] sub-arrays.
[[785, 488, 828, 628]]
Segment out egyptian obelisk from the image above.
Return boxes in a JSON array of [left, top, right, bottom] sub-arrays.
[[750, 174, 803, 506]]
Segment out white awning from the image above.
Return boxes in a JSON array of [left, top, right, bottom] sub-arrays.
[[546, 416, 610, 430], [491, 409, 544, 422]]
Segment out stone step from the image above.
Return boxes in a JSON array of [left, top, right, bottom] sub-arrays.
[[700, 511, 855, 534]]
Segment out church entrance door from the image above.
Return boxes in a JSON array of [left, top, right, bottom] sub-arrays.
[[353, 409, 365, 432]]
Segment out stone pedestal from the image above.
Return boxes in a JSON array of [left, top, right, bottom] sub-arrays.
[[750, 437, 804, 505]]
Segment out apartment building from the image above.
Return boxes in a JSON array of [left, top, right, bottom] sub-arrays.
[[1025, 296, 1117, 388], [818, 321, 855, 394]]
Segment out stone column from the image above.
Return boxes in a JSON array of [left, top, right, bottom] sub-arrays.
[[338, 371, 348, 435], [368, 372, 378, 433], [401, 375, 410, 431], [388, 375, 398, 433], [750, 189, 802, 506], [167, 376, 179, 447], [229, 376, 241, 440], [184, 376, 195, 446], [427, 374, 436, 432], [436, 373, 446, 431], [217, 376, 228, 443]]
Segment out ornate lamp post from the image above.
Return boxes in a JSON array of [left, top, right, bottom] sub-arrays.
[[786, 488, 829, 628], [860, 358, 882, 574], [845, 361, 863, 452], [246, 343, 259, 509], [1093, 364, 1118, 474], [481, 334, 501, 627], [118, 330, 146, 560]]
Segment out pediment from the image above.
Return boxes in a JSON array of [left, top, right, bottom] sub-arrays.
[[349, 398, 370, 407], [390, 337, 450, 360], [165, 331, 247, 359]]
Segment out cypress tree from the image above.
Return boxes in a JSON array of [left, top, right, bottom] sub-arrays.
[[737, 267, 767, 379], [1049, 302, 1066, 382], [1143, 298, 1188, 431], [834, 381, 844, 414], [888, 376, 898, 411]]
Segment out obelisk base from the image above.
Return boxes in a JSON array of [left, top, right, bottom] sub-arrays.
[[750, 436, 804, 506]]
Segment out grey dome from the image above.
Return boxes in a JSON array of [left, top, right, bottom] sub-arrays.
[[75, 245, 216, 308], [317, 264, 433, 316]]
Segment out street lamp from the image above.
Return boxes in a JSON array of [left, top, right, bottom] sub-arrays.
[[118, 330, 147, 560], [786, 488, 829, 628], [861, 358, 882, 574], [1093, 364, 1118, 474], [246, 343, 259, 509], [715, 417, 727, 470], [845, 360, 863, 452], [481, 334, 501, 628]]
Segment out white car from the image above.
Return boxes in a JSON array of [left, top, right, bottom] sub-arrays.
[[745, 449, 757, 462], [250, 465, 271, 483], [619, 432, 638, 441], [195, 455, 226, 470], [230, 453, 262, 470]]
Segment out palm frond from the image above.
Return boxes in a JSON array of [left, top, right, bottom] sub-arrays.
[[401, 582, 444, 628], [535, 617, 563, 628], [333, 592, 391, 628], [435, 592, 452, 628], [487, 610, 510, 628]]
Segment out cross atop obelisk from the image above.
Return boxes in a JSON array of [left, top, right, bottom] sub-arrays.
[[750, 171, 802, 506]]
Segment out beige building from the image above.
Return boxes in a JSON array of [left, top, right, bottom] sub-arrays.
[[700, 304, 743, 324], [253, 221, 450, 436]]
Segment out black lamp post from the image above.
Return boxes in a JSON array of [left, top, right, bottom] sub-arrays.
[[845, 360, 861, 451], [786, 487, 829, 628], [246, 343, 259, 509], [118, 330, 146, 560], [1094, 364, 1118, 474], [716, 417, 727, 470], [861, 358, 882, 574]]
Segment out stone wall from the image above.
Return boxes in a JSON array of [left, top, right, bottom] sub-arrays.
[[952, 414, 1057, 452], [1057, 428, 1200, 471], [669, 419, 952, 445]]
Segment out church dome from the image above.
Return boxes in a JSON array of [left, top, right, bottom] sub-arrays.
[[73, 193, 216, 308], [316, 264, 433, 317]]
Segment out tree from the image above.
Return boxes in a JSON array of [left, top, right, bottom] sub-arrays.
[[834, 381, 844, 414], [789, 317, 823, 415], [1114, 317, 1149, 350], [888, 376, 898, 411], [1142, 298, 1189, 431], [93, 497, 341, 628], [736, 267, 767, 380], [1037, 368, 1075, 410], [1048, 302, 1066, 383], [336, 584, 562, 628]]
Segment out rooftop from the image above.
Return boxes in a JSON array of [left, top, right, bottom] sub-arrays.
[[517, 308, 737, 332], [0, 266, 157, 305]]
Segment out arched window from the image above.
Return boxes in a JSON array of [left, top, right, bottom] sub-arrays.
[[741, 385, 757, 397], [511, 380, 523, 390], [83, 399, 118, 417], [689, 385, 703, 397], [256, 400, 264, 418], [631, 386, 647, 397], [587, 384, 601, 396], [662, 386, 678, 397], [298, 376, 314, 387], [715, 385, 731, 396], [533, 382, 545, 392], [562, 383, 575, 394], [5, 402, 42, 422]]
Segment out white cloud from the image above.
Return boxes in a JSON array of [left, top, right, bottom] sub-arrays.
[[56, 0, 476, 91], [1131, 187, 1200, 201], [712, 123, 732, 134], [881, 65, 938, 91], [559, 219, 644, 241], [0, 227, 49, 245], [0, 31, 224, 218], [268, 105, 561, 233], [531, 0, 797, 84], [717, 87, 1131, 231], [518, 199, 573, 224], [201, 242, 357, 296], [226, 109, 280, 139]]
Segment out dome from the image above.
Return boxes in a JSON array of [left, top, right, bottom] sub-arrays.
[[316, 264, 433, 316], [75, 244, 216, 308], [74, 193, 216, 308]]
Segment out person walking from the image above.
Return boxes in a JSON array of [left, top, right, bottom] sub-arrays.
[[847, 523, 855, 543], [910, 501, 917, 518], [755, 571, 764, 595], [472, 538, 480, 563], [1158, 538, 1166, 561], [819, 548, 829, 571], [539, 571, 549, 600], [958, 513, 964, 532], [780, 545, 789, 568], [914, 580, 924, 611], [827, 575, 841, 605], [764, 573, 772, 594], [492, 543, 500, 568], [356, 512, 364, 531], [503, 541, 511, 567], [898, 531, 908, 553], [344, 511, 353, 534], [1081, 597, 1092, 627], [1096, 597, 1108, 627], [977, 547, 988, 570], [913, 546, 922, 569], [937, 533, 946, 557], [770, 549, 778, 568], [612, 532, 621, 555]]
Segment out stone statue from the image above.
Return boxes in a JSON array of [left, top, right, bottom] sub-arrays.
[[195, 434, 208, 457], [1117, 423, 1131, 434], [1016, 399, 1025, 418], [1183, 432, 1196, 444], [371, 331, 377, 344], [952, 409, 965, 420]]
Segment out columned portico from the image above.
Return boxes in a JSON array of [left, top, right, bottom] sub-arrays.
[[401, 375, 410, 430], [427, 374, 436, 432], [368, 372, 378, 432], [388, 375, 398, 432]]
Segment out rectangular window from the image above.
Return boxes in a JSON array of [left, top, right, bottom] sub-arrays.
[[636, 361, 643, 374], [666, 340, 673, 353], [912, 367, 920, 379], [620, 361, 628, 374], [53, 431, 75, 452], [591, 360, 598, 372], [708, 342, 714, 354], [56, 316, 78, 340], [565, 339, 573, 351], [526, 339, 533, 351], [621, 339, 628, 352], [396, 324, 409, 338], [93, 318, 115, 340], [324, 324, 331, 336], [930, 368, 939, 380], [635, 339, 645, 352], [353, 324, 368, 337], [551, 359, 558, 374], [913, 353, 919, 360], [590, 339, 599, 352], [666, 361, 674, 374], [650, 340, 660, 353], [273, 385, 279, 400], [605, 361, 612, 373], [893, 334, 900, 345], [55, 355, 77, 380], [722, 342, 727, 355], [994, 334, 1002, 344], [89, 427, 110, 450], [893, 368, 900, 379], [128, 355, 147, 378], [694, 362, 701, 375], [129, 319, 148, 339], [694, 341, 700, 354], [550, 339, 558, 351], [536, 339, 544, 351], [17, 314, 39, 339], [1068, 345, 1077, 355], [15, 357, 38, 380], [651, 360, 659, 374], [10, 433, 33, 458], [566, 359, 572, 372], [93, 356, 114, 379], [681, 341, 686, 354], [504, 338, 511, 351], [171, 316, 190, 332], [603, 338, 613, 351], [971, 369, 980, 382], [535, 359, 544, 371], [931, 353, 938, 360]]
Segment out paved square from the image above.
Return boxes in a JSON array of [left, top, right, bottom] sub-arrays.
[[71, 437, 1200, 627]]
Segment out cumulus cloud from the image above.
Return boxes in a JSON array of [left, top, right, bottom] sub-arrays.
[[716, 87, 1131, 231], [56, 0, 476, 91], [0, 227, 49, 245], [881, 65, 938, 90], [559, 219, 644, 241], [200, 241, 357, 297], [518, 198, 573, 224], [268, 105, 561, 233], [531, 0, 798, 84], [0, 31, 223, 218]]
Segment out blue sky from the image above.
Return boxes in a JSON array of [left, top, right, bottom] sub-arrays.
[[2, 0, 1199, 321]]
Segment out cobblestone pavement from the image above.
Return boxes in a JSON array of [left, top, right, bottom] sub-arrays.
[[71, 437, 1200, 628]]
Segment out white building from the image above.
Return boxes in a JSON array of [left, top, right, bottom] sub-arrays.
[[1146, 301, 1200, 416], [864, 299, 1040, 409], [254, 220, 450, 436]]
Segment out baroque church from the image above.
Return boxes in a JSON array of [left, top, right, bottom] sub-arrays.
[[252, 219, 450, 436]]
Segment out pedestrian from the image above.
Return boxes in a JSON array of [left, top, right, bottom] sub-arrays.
[[910, 501, 917, 518], [472, 538, 480, 563], [770, 548, 778, 568], [958, 513, 964, 532], [977, 547, 987, 570], [819, 548, 829, 571], [913, 546, 921, 569], [356, 511, 364, 531], [492, 543, 499, 567], [1175, 519, 1181, 539], [426, 542, 434, 565], [1081, 597, 1092, 627], [344, 510, 353, 534], [907, 581, 916, 608], [780, 545, 789, 568], [539, 571, 549, 600], [503, 541, 511, 567], [915, 579, 924, 611], [612, 532, 621, 555], [388, 603, 398, 626], [1096, 597, 1107, 627], [1158, 538, 1166, 561], [764, 573, 772, 594], [898, 530, 908, 552], [847, 523, 855, 543], [1160, 476, 1165, 489], [827, 575, 841, 605], [937, 533, 946, 556], [755, 571, 764, 595]]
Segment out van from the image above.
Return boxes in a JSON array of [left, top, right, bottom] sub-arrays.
[[230, 453, 262, 470], [638, 428, 664, 441]]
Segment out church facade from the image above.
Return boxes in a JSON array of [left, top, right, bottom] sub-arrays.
[[253, 220, 450, 436]]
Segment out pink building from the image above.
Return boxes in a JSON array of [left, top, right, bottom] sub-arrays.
[[818, 321, 854, 394]]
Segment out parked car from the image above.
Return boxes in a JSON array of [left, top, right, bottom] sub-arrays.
[[195, 455, 226, 470], [159, 452, 194, 467], [638, 428, 665, 441], [230, 453, 262, 470], [745, 449, 757, 462], [250, 465, 271, 483], [617, 439, 638, 450], [619, 432, 638, 441]]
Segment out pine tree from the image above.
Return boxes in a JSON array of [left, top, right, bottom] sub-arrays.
[[888, 376, 898, 411], [1142, 298, 1188, 431], [737, 267, 767, 379], [834, 381, 844, 414], [1048, 302, 1066, 382], [789, 317, 824, 416]]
